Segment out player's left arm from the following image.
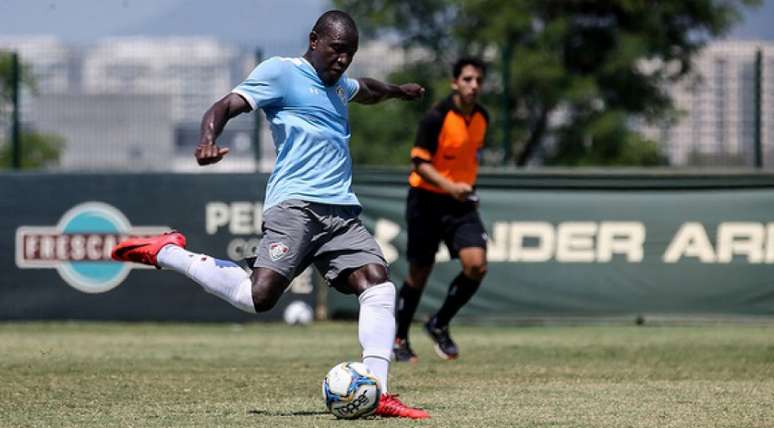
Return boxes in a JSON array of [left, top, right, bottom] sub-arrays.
[[352, 78, 424, 104]]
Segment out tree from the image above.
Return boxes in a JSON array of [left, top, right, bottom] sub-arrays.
[[548, 110, 667, 167], [0, 51, 64, 169], [0, 131, 65, 169], [348, 62, 442, 166], [336, 0, 760, 166], [0, 51, 34, 124]]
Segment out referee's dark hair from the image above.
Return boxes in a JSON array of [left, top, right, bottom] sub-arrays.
[[452, 57, 486, 79]]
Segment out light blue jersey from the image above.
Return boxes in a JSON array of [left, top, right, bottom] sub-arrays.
[[232, 56, 361, 210]]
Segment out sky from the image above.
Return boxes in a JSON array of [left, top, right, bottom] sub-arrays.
[[0, 0, 772, 47], [729, 0, 774, 39], [0, 0, 330, 54]]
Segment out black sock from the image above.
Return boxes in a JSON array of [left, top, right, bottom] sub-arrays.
[[395, 282, 423, 340], [433, 272, 481, 327]]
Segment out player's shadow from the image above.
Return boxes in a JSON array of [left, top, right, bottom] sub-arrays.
[[248, 409, 329, 417]]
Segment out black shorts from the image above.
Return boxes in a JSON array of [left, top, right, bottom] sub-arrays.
[[405, 187, 487, 265]]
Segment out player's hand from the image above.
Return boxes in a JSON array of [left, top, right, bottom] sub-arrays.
[[195, 142, 230, 165], [398, 83, 425, 100], [445, 182, 473, 202]]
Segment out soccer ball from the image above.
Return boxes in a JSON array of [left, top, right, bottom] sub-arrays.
[[283, 300, 313, 325], [322, 362, 381, 419]]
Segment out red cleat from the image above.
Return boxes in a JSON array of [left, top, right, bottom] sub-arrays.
[[111, 231, 186, 267], [374, 394, 430, 419]]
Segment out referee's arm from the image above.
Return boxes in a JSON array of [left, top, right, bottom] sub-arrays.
[[411, 113, 472, 202]]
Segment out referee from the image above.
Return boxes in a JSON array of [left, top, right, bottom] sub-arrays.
[[394, 58, 489, 362]]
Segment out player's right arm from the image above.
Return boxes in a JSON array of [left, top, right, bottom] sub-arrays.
[[195, 94, 251, 166], [196, 57, 285, 166]]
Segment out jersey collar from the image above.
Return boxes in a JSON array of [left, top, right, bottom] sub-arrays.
[[443, 94, 484, 119]]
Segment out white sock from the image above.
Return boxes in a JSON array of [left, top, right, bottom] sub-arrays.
[[157, 245, 256, 313], [363, 357, 389, 394], [358, 282, 395, 394], [157, 244, 196, 272]]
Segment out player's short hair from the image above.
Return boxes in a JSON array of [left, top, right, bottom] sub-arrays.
[[313, 10, 358, 38], [452, 57, 486, 79]]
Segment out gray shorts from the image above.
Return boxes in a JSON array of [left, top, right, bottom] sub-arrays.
[[252, 199, 387, 283]]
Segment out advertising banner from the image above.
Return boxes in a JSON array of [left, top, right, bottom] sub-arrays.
[[1, 173, 315, 322], [3, 171, 774, 321], [340, 171, 774, 320]]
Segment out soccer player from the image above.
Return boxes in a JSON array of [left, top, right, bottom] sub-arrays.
[[111, 10, 429, 419], [393, 58, 489, 362]]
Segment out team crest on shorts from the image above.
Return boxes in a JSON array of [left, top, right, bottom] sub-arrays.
[[269, 242, 290, 261]]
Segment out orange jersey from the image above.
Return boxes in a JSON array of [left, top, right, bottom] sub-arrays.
[[408, 95, 489, 193]]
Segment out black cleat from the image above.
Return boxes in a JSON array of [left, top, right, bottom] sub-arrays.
[[392, 338, 418, 363], [424, 318, 459, 360]]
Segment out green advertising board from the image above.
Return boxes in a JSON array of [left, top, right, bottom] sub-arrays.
[[332, 170, 774, 320], [0, 173, 315, 322], [3, 170, 774, 321]]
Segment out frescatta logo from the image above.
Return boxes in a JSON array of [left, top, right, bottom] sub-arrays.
[[15, 202, 170, 293]]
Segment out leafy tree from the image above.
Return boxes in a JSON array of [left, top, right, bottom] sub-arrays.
[[337, 0, 760, 166], [349, 62, 442, 166], [0, 51, 35, 126], [0, 52, 35, 103], [548, 110, 667, 167], [0, 51, 64, 169], [0, 131, 65, 169]]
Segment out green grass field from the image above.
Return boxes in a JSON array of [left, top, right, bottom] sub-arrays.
[[1, 322, 773, 427]]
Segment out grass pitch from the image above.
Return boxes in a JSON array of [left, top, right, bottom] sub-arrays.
[[1, 322, 773, 427]]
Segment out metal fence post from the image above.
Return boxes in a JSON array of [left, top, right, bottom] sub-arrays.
[[754, 47, 763, 169], [501, 41, 512, 166], [11, 51, 21, 169]]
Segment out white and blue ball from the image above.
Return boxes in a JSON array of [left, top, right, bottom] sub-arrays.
[[283, 300, 313, 325], [322, 362, 381, 419]]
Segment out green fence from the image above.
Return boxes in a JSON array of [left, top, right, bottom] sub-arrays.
[[3, 170, 774, 321], [337, 169, 774, 320]]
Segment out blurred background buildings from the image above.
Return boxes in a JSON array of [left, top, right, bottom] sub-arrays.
[[1, 0, 774, 172], [0, 34, 417, 172], [639, 41, 774, 167]]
